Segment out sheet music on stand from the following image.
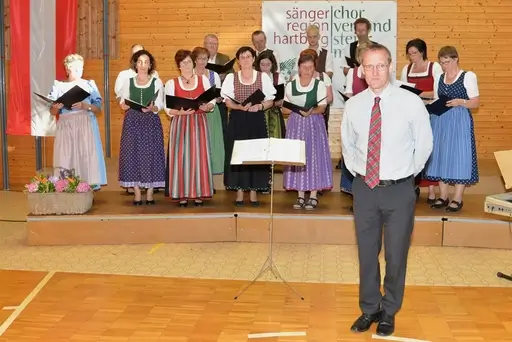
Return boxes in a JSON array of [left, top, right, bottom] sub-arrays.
[[231, 138, 306, 300], [230, 138, 306, 166], [485, 149, 512, 282]]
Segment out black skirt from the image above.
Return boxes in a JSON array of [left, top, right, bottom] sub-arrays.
[[223, 109, 270, 191]]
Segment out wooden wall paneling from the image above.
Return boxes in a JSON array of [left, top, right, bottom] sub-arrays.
[[3, 0, 512, 189]]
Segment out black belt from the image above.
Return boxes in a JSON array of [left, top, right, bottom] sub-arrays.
[[357, 174, 413, 187]]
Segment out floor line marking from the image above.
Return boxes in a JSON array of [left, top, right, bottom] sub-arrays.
[[148, 243, 164, 254], [372, 334, 431, 342], [248, 332, 306, 339], [0, 271, 55, 336], [1, 306, 18, 311]]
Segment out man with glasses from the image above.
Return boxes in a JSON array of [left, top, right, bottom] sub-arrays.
[[341, 44, 433, 337]]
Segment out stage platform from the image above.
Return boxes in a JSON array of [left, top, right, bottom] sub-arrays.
[[26, 190, 512, 250]]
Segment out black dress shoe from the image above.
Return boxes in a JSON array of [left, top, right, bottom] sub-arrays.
[[133, 200, 142, 206], [250, 200, 259, 207], [376, 313, 395, 336], [179, 201, 187, 207], [350, 311, 381, 333], [145, 200, 155, 205]]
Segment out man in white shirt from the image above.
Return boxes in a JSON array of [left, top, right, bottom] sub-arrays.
[[204, 34, 233, 80], [251, 30, 280, 72], [114, 44, 159, 100], [341, 44, 433, 337]]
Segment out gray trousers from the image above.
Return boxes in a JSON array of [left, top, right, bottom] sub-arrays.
[[352, 175, 416, 316]]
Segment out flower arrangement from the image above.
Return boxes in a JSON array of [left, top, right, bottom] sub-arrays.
[[25, 168, 94, 215], [25, 168, 91, 194]]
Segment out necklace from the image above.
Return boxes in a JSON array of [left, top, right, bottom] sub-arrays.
[[181, 75, 193, 84]]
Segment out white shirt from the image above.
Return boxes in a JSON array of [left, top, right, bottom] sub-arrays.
[[341, 83, 433, 180], [400, 61, 443, 84], [119, 75, 164, 113], [284, 78, 327, 107], [114, 68, 159, 99], [164, 75, 216, 116], [257, 48, 281, 72], [291, 72, 332, 87], [433, 70, 479, 99], [220, 70, 277, 101]]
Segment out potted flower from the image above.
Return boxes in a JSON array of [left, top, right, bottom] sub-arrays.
[[25, 168, 94, 215]]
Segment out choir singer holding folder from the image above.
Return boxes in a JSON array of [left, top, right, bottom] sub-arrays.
[[281, 49, 333, 210], [118, 50, 166, 205], [221, 46, 276, 207], [164, 49, 216, 207], [48, 54, 107, 190], [423, 46, 480, 212]]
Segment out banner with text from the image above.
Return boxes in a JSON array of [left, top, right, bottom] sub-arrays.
[[262, 1, 397, 109]]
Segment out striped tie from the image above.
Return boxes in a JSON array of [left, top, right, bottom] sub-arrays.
[[365, 97, 382, 189]]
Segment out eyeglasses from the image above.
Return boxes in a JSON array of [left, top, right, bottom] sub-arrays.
[[362, 64, 388, 71]]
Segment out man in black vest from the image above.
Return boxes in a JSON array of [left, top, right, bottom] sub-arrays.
[[252, 30, 280, 72], [342, 18, 377, 76]]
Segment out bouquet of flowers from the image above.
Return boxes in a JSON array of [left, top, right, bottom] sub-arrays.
[[24, 168, 94, 215], [25, 168, 91, 194]]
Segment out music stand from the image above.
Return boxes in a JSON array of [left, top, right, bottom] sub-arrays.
[[229, 138, 306, 300]]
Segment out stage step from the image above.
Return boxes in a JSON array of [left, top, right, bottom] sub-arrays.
[[102, 158, 505, 196]]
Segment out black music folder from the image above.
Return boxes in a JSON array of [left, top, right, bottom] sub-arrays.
[[338, 90, 350, 102], [282, 97, 327, 115], [425, 95, 453, 116], [226, 89, 266, 106], [399, 84, 423, 96], [206, 58, 236, 74], [125, 90, 159, 111], [34, 85, 90, 109], [345, 56, 357, 68], [166, 86, 217, 110], [274, 83, 285, 101]]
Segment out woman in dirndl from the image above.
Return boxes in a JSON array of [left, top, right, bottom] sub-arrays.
[[281, 49, 332, 210], [221, 46, 277, 207], [191, 46, 225, 178], [164, 49, 215, 207], [400, 38, 443, 204], [118, 49, 166, 205], [424, 46, 480, 212], [48, 54, 107, 190], [254, 50, 286, 139]]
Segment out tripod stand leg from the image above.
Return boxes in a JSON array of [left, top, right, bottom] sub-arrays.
[[268, 261, 305, 300], [234, 256, 272, 299], [497, 272, 512, 281]]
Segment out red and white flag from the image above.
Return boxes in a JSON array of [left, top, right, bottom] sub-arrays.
[[7, 0, 78, 136]]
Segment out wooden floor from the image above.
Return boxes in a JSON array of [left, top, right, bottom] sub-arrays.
[[1, 270, 512, 341]]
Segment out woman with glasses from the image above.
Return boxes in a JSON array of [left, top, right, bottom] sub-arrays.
[[424, 46, 480, 212]]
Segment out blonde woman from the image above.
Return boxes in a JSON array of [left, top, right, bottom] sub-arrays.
[[48, 54, 106, 190]]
